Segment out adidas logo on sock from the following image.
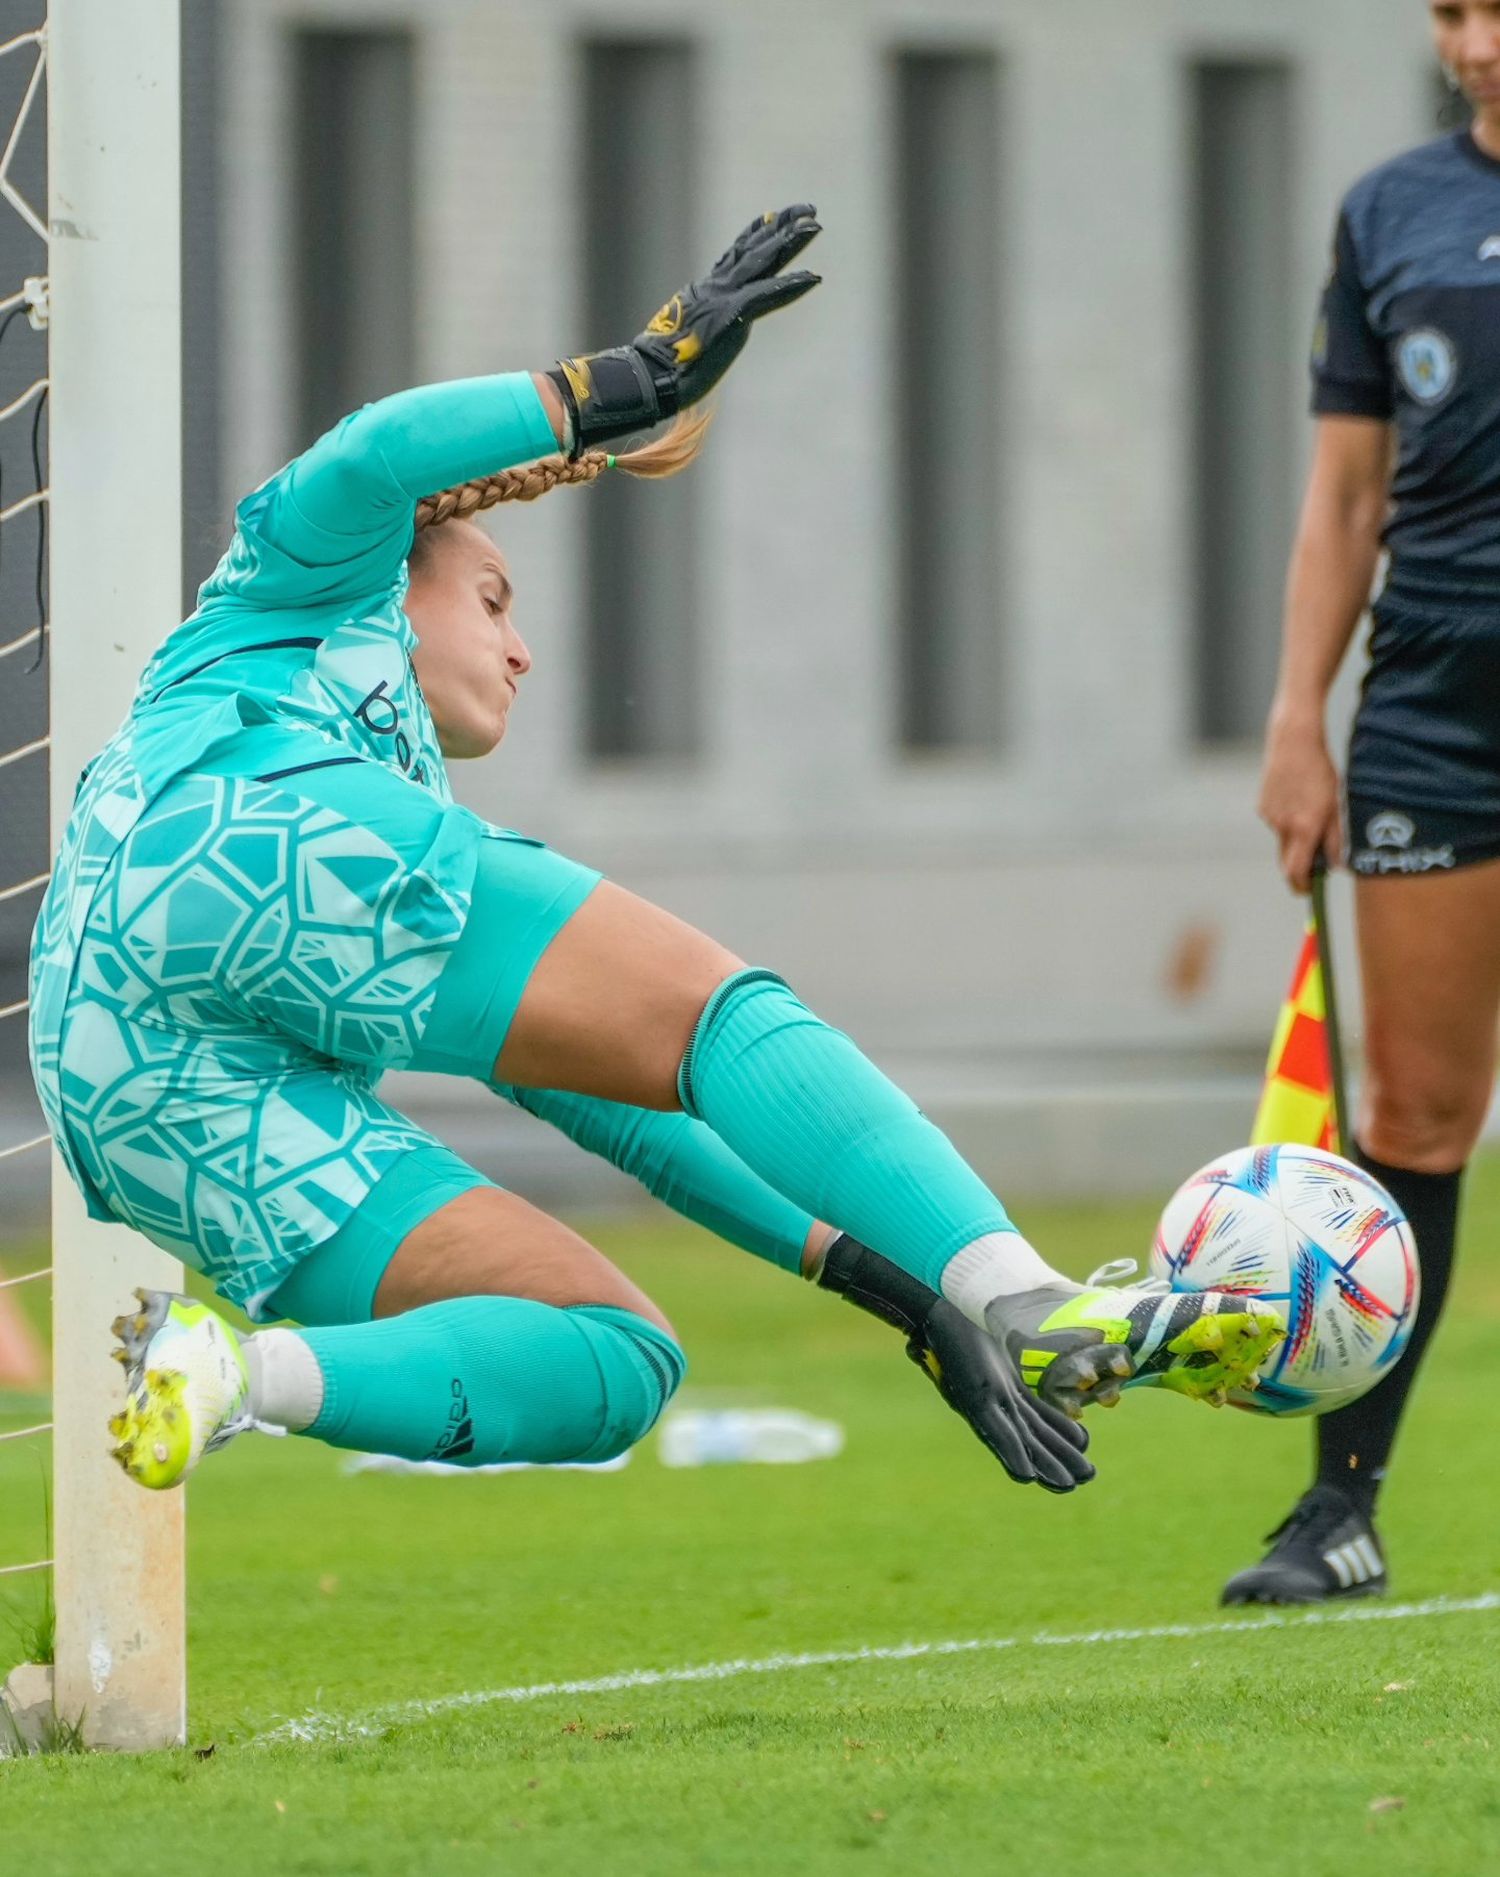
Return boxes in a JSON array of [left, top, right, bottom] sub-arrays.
[[431, 1379, 475, 1462]]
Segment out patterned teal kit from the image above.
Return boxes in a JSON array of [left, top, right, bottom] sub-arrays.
[[29, 374, 568, 1317]]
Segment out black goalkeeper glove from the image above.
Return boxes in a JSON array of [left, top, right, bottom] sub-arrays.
[[548, 204, 822, 452], [816, 1234, 1095, 1494]]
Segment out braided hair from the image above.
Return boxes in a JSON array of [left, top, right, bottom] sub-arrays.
[[412, 408, 712, 533]]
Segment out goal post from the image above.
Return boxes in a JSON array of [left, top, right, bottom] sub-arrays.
[[47, 0, 186, 1749]]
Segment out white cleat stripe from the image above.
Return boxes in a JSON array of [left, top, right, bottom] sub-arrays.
[[1354, 1534, 1384, 1581], [1130, 1298, 1178, 1370], [1328, 1541, 1378, 1587], [1326, 1546, 1355, 1589]]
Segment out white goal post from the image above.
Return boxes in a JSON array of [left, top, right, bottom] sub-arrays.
[[46, 0, 186, 1749]]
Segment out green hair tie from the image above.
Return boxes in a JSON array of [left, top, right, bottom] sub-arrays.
[[605, 454, 617, 470]]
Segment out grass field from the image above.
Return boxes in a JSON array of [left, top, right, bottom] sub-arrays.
[[3, 1167, 1499, 1875]]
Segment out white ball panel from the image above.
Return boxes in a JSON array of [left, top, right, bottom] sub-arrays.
[[1151, 1144, 1420, 1419]]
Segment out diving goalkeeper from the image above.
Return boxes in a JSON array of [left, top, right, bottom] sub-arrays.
[[28, 208, 1280, 1499]]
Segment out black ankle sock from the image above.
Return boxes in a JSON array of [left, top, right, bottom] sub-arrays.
[[1313, 1143, 1461, 1514]]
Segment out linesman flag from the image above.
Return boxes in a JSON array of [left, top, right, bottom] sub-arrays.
[[1251, 896, 1347, 1155]]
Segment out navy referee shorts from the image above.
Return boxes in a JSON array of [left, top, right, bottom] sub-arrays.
[[1346, 585, 1500, 877]]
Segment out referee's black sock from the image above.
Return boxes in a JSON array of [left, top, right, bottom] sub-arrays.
[[1313, 1143, 1462, 1516]]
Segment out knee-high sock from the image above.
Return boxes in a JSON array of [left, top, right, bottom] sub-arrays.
[[252, 1298, 684, 1465], [495, 1082, 816, 1274], [678, 970, 1058, 1313], [1315, 1145, 1462, 1511]]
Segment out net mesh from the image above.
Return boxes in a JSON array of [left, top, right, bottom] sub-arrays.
[[0, 19, 52, 1601]]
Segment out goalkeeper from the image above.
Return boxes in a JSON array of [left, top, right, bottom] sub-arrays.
[[29, 208, 1280, 1498]]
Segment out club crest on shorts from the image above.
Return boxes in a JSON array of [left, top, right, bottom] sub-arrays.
[[1365, 810, 1414, 850], [1396, 329, 1457, 405]]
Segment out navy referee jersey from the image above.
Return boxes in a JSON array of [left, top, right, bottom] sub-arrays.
[[1315, 129, 1500, 604]]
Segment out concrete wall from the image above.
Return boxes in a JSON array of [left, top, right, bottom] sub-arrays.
[[0, 0, 1452, 1211]]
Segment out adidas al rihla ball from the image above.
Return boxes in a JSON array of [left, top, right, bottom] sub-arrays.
[[1150, 1144, 1420, 1417]]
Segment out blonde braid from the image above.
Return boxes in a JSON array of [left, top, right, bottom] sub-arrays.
[[413, 407, 712, 533], [415, 452, 607, 528]]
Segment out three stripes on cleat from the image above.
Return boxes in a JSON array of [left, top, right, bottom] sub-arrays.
[[1007, 1283, 1286, 1415]]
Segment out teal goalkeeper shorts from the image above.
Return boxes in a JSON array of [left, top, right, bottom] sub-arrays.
[[52, 732, 600, 1320]]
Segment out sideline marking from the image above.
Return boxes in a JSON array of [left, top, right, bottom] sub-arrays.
[[256, 1591, 1500, 1746]]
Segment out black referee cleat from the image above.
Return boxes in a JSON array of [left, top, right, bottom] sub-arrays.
[[1221, 1484, 1387, 1606]]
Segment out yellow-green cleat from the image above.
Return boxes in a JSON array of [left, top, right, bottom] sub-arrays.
[[983, 1268, 1285, 1419], [109, 1290, 253, 1490]]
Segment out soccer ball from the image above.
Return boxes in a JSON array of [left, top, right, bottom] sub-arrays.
[[1150, 1144, 1420, 1417]]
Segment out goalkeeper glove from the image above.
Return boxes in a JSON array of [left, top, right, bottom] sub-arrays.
[[817, 1234, 1095, 1494], [548, 204, 821, 451]]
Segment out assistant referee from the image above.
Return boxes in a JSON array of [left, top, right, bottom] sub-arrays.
[[1233, 0, 1500, 1604]]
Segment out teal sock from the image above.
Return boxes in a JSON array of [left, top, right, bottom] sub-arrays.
[[679, 970, 1050, 1299], [496, 1083, 815, 1274], [295, 1298, 684, 1465]]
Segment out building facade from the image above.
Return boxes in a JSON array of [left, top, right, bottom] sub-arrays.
[[211, 0, 1445, 1199], [3, 0, 1452, 1210]]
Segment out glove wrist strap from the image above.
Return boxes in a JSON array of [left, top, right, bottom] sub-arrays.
[[817, 1234, 936, 1341], [547, 347, 679, 456]]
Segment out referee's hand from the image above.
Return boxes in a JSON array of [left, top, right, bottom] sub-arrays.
[[1259, 714, 1342, 893]]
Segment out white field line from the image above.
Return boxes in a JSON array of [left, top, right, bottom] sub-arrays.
[[256, 1589, 1500, 1747]]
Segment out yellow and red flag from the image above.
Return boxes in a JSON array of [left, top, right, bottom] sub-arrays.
[[1251, 920, 1342, 1154]]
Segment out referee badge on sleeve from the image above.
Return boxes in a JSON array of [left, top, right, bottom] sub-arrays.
[[1396, 329, 1457, 406]]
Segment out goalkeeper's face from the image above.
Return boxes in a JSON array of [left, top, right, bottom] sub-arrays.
[[405, 520, 532, 758]]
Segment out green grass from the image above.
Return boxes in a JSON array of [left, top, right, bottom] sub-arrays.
[[3, 1169, 1500, 1874]]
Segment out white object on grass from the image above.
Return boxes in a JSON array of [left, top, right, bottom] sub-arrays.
[[657, 1409, 844, 1467], [342, 1451, 632, 1478]]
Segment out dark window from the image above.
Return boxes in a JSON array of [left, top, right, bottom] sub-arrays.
[[894, 50, 1003, 753], [580, 40, 698, 760], [1190, 61, 1297, 743], [292, 31, 415, 448]]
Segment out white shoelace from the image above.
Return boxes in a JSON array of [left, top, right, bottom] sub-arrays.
[[1085, 1256, 1170, 1295]]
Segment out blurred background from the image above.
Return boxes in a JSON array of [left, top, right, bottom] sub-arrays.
[[0, 0, 1464, 1233]]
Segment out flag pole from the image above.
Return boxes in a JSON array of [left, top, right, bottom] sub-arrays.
[[1309, 857, 1351, 1156]]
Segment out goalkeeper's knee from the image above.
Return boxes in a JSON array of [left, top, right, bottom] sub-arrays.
[[569, 1304, 687, 1460]]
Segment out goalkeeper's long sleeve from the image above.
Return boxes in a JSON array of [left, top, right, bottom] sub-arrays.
[[197, 373, 559, 615], [493, 1082, 815, 1275]]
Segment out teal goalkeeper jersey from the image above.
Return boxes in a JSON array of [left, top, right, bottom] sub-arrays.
[[28, 371, 558, 1204]]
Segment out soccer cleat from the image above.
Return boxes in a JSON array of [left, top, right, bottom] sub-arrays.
[[1221, 1485, 1387, 1606], [108, 1289, 253, 1490], [983, 1261, 1285, 1418]]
